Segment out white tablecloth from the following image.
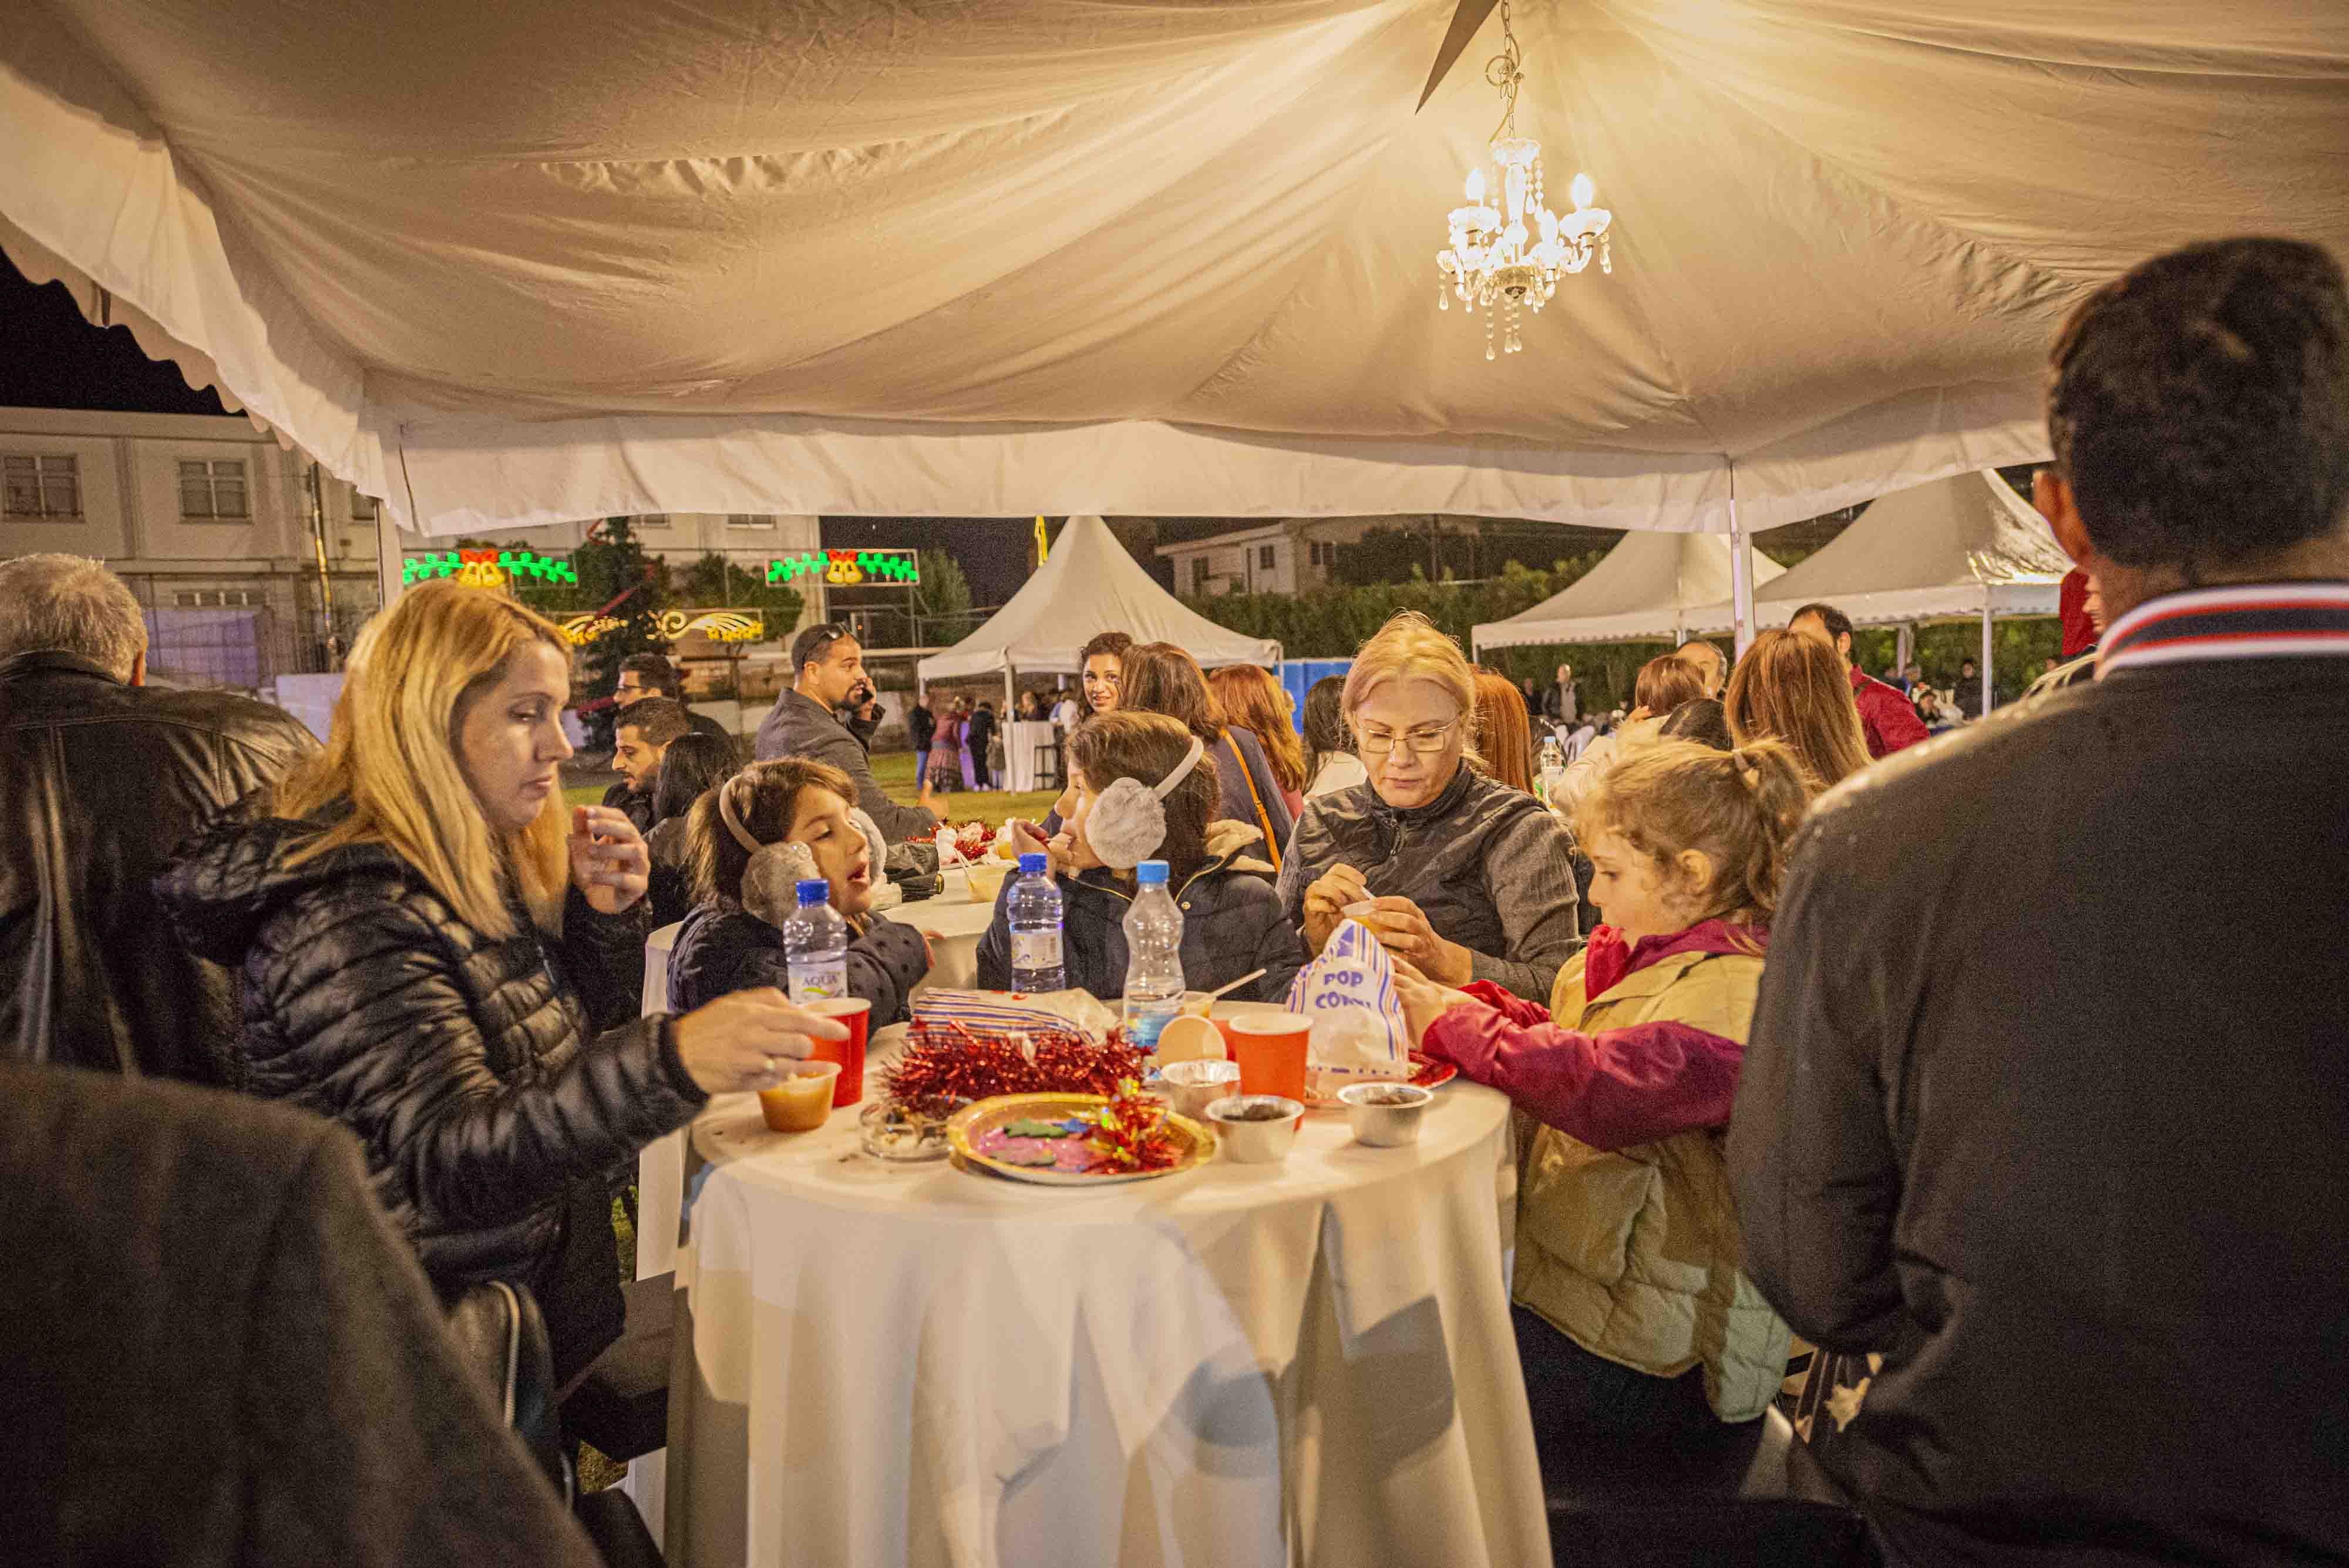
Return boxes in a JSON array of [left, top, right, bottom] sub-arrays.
[[1004, 719, 1062, 793], [662, 1028, 1546, 1568]]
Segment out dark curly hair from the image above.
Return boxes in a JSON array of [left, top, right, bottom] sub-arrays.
[[2048, 237, 2349, 573]]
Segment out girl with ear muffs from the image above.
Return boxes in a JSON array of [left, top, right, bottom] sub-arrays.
[[665, 759, 932, 1026], [977, 712, 1304, 1004]]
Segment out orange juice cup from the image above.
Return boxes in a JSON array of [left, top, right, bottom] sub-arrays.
[[805, 997, 871, 1107], [1226, 1013, 1312, 1103], [758, 1060, 841, 1132]]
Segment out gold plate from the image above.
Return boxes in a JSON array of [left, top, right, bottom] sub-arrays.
[[947, 1093, 1217, 1186]]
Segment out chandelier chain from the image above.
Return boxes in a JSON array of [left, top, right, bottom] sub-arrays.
[[1485, 0, 1523, 142]]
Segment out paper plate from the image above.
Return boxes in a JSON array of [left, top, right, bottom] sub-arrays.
[[947, 1093, 1217, 1186]]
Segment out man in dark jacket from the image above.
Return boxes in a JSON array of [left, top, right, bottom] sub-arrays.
[[0, 554, 315, 1082], [603, 694, 691, 833], [615, 650, 728, 742], [754, 624, 938, 841], [1788, 601, 1931, 758], [1729, 237, 2349, 1566], [1, 1064, 602, 1568], [966, 700, 998, 789], [907, 695, 937, 783]]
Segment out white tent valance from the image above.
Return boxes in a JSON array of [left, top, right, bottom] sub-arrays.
[[917, 516, 1277, 683], [1682, 472, 2072, 635], [6, 2, 2344, 536], [1472, 532, 1786, 652]]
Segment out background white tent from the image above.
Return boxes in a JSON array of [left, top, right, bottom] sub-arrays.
[[1472, 533, 1785, 655], [916, 516, 1278, 704], [1681, 470, 2073, 709], [6, 0, 2344, 557]]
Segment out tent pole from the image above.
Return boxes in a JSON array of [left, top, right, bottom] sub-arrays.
[[1981, 594, 1994, 715], [375, 507, 405, 613], [1728, 458, 1756, 658]]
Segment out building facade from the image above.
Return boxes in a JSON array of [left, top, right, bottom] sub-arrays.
[[2, 405, 824, 691], [1153, 516, 1391, 597]]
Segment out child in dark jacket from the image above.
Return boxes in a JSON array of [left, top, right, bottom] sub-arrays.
[[977, 712, 1302, 1003], [668, 759, 929, 1025]]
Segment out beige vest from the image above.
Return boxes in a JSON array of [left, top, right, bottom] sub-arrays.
[[1512, 945, 1792, 1422]]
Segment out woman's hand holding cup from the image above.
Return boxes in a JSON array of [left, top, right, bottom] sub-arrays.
[[672, 988, 849, 1096]]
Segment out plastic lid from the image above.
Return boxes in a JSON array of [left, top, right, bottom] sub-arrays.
[[1135, 859, 1169, 885], [795, 879, 830, 903], [1018, 852, 1048, 875]]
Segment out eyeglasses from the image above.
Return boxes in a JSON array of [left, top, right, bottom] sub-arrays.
[[1356, 720, 1460, 758]]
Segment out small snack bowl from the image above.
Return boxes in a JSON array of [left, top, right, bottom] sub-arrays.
[[964, 860, 1012, 903], [1206, 1095, 1305, 1165], [859, 1095, 969, 1162], [1157, 1058, 1241, 1120], [1337, 1081, 1435, 1148], [1152, 1013, 1227, 1066], [757, 1060, 842, 1133]]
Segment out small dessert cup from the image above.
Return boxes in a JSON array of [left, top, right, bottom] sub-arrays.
[[1206, 1095, 1305, 1165]]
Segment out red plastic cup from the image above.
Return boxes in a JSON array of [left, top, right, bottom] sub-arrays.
[[805, 997, 870, 1108], [1226, 1013, 1311, 1103]]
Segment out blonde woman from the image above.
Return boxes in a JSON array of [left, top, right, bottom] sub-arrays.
[[1277, 612, 1581, 1002], [1722, 628, 1873, 793], [160, 582, 842, 1381]]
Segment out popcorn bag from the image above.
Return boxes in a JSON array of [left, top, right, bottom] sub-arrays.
[[1284, 918, 1412, 1099]]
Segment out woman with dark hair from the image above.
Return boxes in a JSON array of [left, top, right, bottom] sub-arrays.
[[1301, 674, 1366, 798], [644, 731, 740, 927], [1119, 642, 1295, 870], [980, 712, 1301, 1001], [1658, 698, 1734, 752]]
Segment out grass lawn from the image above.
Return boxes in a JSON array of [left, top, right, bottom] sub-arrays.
[[567, 751, 1060, 830]]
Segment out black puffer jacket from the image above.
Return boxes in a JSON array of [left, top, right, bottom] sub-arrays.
[[157, 807, 705, 1375]]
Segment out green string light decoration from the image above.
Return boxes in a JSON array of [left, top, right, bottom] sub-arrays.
[[766, 549, 921, 586]]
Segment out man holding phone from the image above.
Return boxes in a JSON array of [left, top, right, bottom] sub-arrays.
[[755, 624, 938, 840]]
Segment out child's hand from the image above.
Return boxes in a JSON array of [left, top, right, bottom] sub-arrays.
[[1391, 962, 1479, 1048]]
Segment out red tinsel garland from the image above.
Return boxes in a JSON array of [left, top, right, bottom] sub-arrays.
[[1082, 1077, 1183, 1174], [883, 1019, 1145, 1107]]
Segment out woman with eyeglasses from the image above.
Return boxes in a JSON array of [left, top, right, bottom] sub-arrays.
[[1277, 613, 1581, 1002]]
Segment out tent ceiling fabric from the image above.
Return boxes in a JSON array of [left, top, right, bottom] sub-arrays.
[[1682, 471, 2075, 634], [916, 515, 1280, 680], [1473, 531, 1785, 650], [5, 2, 2344, 534]]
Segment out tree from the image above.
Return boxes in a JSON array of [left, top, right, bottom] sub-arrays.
[[571, 518, 672, 749], [677, 551, 805, 633], [916, 549, 975, 645]]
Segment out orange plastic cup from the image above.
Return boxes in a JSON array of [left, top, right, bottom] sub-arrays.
[[1226, 1014, 1312, 1102], [805, 997, 870, 1108]]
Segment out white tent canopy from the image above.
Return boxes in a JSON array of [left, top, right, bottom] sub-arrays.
[[1472, 533, 1785, 652], [7, 2, 2344, 537], [916, 516, 1278, 685], [1682, 471, 2072, 635]]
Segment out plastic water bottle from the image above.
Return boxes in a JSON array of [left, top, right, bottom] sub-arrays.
[[1007, 852, 1066, 992], [1537, 734, 1566, 806], [781, 879, 849, 1003], [1120, 860, 1186, 1052]]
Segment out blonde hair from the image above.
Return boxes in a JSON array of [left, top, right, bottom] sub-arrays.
[[1574, 738, 1812, 924], [273, 581, 572, 939], [1723, 629, 1872, 793], [1342, 612, 1483, 765], [1207, 664, 1305, 794]]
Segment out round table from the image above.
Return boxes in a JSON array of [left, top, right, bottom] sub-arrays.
[[661, 1027, 1546, 1568], [891, 867, 999, 991]]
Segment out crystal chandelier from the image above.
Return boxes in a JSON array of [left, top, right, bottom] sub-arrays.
[[1436, 0, 1613, 358]]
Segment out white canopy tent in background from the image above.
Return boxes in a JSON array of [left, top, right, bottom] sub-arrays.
[[1472, 532, 1785, 655], [6, 0, 2345, 603], [1680, 470, 2074, 710], [916, 515, 1279, 707]]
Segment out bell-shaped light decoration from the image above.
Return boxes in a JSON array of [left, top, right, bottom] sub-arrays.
[[1465, 167, 1486, 204], [1569, 172, 1596, 211]]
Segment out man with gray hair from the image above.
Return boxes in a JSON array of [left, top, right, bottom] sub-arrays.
[[2, 554, 315, 1081]]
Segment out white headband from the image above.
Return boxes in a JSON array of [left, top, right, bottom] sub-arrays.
[[1154, 736, 1206, 798]]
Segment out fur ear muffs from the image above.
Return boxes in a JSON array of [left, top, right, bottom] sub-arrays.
[[1084, 777, 1168, 871], [743, 840, 819, 927]]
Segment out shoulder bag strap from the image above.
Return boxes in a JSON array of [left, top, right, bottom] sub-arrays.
[[1221, 728, 1281, 872]]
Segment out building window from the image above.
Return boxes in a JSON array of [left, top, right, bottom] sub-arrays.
[[3, 453, 80, 519], [635, 513, 670, 529], [173, 588, 260, 608], [1191, 557, 1210, 593], [726, 513, 772, 529], [1257, 544, 1277, 571], [350, 488, 379, 521], [1309, 540, 1332, 568], [179, 459, 250, 520]]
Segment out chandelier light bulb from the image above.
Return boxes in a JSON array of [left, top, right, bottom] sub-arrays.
[[1434, 1, 1616, 360]]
